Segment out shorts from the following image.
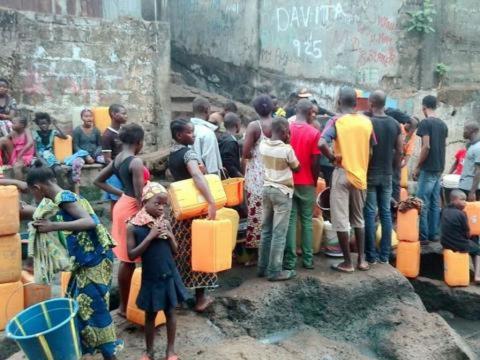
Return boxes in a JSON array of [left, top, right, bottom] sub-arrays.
[[330, 167, 366, 232], [102, 174, 123, 202]]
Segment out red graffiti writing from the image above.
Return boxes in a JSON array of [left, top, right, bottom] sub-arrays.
[[377, 16, 396, 31], [358, 48, 397, 67], [369, 33, 393, 45]]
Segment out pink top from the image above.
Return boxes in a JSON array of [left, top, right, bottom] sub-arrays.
[[10, 132, 34, 165]]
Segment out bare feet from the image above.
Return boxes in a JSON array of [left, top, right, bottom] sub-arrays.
[[166, 351, 179, 360], [194, 296, 214, 313], [244, 259, 257, 267], [140, 352, 153, 360], [357, 261, 370, 271]]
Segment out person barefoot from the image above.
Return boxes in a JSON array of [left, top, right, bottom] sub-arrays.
[[168, 119, 218, 313], [127, 182, 189, 360]]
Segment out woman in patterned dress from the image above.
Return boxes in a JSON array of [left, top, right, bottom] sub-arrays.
[[26, 160, 122, 359], [241, 95, 273, 265], [168, 119, 218, 312]]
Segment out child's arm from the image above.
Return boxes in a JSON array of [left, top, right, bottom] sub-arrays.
[[33, 201, 95, 233], [130, 157, 145, 207], [94, 162, 123, 197], [127, 223, 162, 260], [161, 220, 178, 254], [0, 178, 28, 192], [52, 118, 68, 140], [287, 147, 301, 173]]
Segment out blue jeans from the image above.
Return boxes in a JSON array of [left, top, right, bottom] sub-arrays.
[[364, 175, 393, 262], [258, 186, 292, 277], [416, 170, 441, 241]]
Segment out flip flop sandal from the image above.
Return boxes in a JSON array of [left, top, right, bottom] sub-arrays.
[[166, 355, 179, 360], [331, 263, 354, 273]]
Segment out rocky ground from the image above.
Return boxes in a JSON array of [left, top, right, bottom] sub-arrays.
[[6, 256, 477, 360]]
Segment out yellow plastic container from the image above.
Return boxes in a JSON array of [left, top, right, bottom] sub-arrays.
[[397, 209, 419, 242], [54, 135, 73, 163], [0, 234, 21, 283], [376, 226, 399, 249], [444, 249, 470, 287], [192, 219, 232, 273], [396, 240, 420, 278], [169, 174, 227, 220], [127, 268, 166, 327], [216, 207, 239, 251], [92, 107, 111, 134], [464, 202, 480, 236], [21, 271, 51, 308], [400, 167, 408, 188], [0, 186, 19, 236], [222, 178, 244, 207], [295, 216, 324, 255], [60, 271, 71, 297], [0, 280, 23, 330]]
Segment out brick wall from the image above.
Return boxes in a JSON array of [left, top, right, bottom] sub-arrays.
[[0, 8, 170, 152]]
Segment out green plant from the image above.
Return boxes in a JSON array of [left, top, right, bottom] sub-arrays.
[[407, 0, 436, 33], [435, 63, 449, 77]]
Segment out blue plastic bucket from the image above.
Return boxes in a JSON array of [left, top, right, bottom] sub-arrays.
[[6, 298, 81, 360]]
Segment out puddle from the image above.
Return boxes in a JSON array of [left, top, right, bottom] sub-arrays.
[[259, 327, 304, 344]]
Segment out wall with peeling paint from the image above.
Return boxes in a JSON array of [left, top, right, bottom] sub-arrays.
[[168, 0, 480, 169], [0, 8, 170, 151]]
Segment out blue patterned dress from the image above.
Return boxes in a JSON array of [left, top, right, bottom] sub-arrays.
[[33, 129, 59, 167], [55, 190, 122, 358]]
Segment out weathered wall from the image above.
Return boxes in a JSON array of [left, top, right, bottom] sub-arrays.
[[0, 8, 171, 151], [168, 0, 480, 164], [0, 0, 142, 19], [169, 0, 409, 102], [168, 0, 480, 98]]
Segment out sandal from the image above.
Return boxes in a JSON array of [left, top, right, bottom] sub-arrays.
[[331, 263, 354, 273], [166, 355, 179, 360]]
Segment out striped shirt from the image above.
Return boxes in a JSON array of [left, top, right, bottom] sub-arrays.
[[259, 139, 300, 197]]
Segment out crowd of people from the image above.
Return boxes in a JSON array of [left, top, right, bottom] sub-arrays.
[[4, 81, 480, 360]]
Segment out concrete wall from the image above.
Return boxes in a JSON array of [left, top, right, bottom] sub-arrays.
[[168, 0, 480, 164], [0, 8, 171, 152], [168, 0, 480, 98], [168, 0, 409, 102]]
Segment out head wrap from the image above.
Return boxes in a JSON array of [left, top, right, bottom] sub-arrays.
[[130, 182, 168, 227], [141, 181, 167, 202]]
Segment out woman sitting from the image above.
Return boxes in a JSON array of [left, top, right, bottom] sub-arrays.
[[70, 108, 105, 183]]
